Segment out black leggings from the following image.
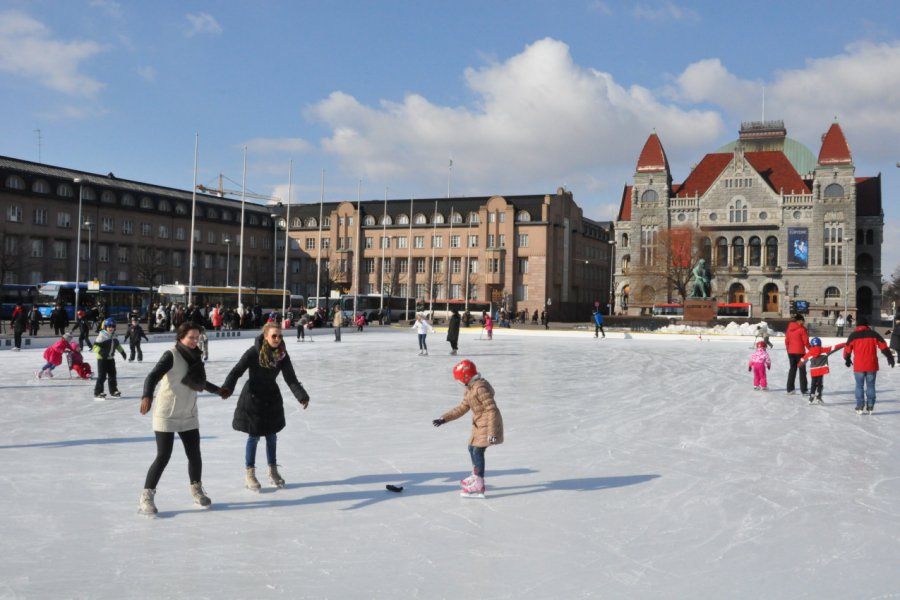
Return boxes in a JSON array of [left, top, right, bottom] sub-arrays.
[[144, 429, 202, 489]]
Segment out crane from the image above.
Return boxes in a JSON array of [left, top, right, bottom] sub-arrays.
[[196, 173, 281, 204]]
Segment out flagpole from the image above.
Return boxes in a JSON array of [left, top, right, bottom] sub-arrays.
[[429, 199, 438, 317], [281, 159, 292, 317], [353, 179, 362, 318], [446, 157, 453, 316], [407, 197, 413, 319], [380, 186, 387, 313], [187, 133, 199, 307], [237, 147, 247, 316], [315, 170, 324, 310]]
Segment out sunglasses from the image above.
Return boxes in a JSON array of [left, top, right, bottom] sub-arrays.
[[269, 334, 283, 339]]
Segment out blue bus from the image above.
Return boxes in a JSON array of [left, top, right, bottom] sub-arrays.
[[0, 284, 40, 319], [36, 281, 150, 321]]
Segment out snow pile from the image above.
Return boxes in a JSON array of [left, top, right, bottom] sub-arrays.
[[654, 320, 781, 336]]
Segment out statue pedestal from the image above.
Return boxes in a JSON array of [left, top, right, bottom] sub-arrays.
[[684, 298, 716, 321]]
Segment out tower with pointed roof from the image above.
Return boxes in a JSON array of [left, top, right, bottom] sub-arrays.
[[613, 121, 883, 323]]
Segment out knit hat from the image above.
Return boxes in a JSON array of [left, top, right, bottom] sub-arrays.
[[63, 333, 73, 343]]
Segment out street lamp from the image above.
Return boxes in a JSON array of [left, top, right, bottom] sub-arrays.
[[83, 218, 93, 282], [607, 239, 617, 315], [224, 236, 231, 287], [270, 212, 279, 288], [73, 178, 84, 314], [844, 236, 854, 318]]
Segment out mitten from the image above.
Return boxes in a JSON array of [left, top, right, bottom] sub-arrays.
[[747, 366, 751, 372], [845, 357, 853, 367], [295, 385, 310, 407], [432, 418, 445, 427]]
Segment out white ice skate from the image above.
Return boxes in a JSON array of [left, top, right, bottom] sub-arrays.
[[460, 475, 485, 499]]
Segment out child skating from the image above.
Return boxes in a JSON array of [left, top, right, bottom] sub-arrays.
[[798, 337, 845, 404], [92, 318, 127, 400], [36, 333, 73, 379], [748, 340, 772, 390], [432, 360, 504, 498]]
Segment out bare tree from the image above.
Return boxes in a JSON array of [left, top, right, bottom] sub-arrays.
[[628, 226, 707, 305], [134, 245, 171, 304]]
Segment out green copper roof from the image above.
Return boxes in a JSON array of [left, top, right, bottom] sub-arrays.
[[715, 137, 817, 178]]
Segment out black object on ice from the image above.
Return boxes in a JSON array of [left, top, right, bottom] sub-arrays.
[[386, 484, 403, 493]]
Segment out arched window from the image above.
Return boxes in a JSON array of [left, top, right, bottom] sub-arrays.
[[381, 214, 393, 225], [100, 190, 116, 204], [433, 213, 445, 224], [323, 216, 331, 227], [121, 194, 135, 207], [159, 200, 171, 212], [248, 214, 259, 225], [468, 212, 480, 224], [702, 237, 712, 263], [621, 254, 630, 272], [414, 213, 427, 225], [195, 206, 205, 218], [140, 196, 154, 209], [516, 210, 532, 222], [793, 285, 800, 297], [82, 187, 96, 200], [222, 210, 232, 221], [824, 286, 841, 300], [5, 175, 25, 190], [397, 214, 409, 225], [205, 206, 216, 219], [641, 189, 658, 202], [451, 211, 463, 224], [638, 285, 655, 303], [363, 215, 376, 226], [175, 203, 187, 215], [729, 198, 748, 223], [621, 233, 629, 248], [732, 236, 745, 267], [57, 184, 74, 198], [748, 236, 761, 267], [728, 283, 746, 303], [291, 217, 302, 228], [765, 236, 778, 267], [32, 179, 50, 194], [716, 237, 728, 267], [305, 217, 317, 228], [823, 183, 844, 198]]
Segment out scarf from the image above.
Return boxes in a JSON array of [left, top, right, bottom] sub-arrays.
[[176, 342, 207, 391], [258, 340, 286, 369]]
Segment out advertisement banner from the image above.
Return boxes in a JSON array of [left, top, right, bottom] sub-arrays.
[[787, 227, 808, 269]]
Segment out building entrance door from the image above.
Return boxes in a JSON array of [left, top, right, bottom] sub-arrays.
[[763, 283, 779, 312]]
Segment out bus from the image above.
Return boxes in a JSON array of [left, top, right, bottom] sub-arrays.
[[716, 302, 752, 319], [651, 303, 684, 318], [0, 284, 39, 319], [429, 299, 493, 325], [36, 281, 150, 321], [157, 284, 300, 315], [338, 294, 416, 324]]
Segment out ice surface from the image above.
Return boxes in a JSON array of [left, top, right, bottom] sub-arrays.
[[1, 327, 899, 599]]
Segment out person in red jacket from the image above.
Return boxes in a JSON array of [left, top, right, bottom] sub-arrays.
[[843, 316, 895, 414], [798, 337, 845, 404], [784, 314, 810, 395]]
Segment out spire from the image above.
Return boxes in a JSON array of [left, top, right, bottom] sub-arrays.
[[817, 122, 852, 165], [636, 132, 670, 173]]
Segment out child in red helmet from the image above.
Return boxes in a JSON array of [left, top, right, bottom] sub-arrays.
[[432, 359, 504, 498], [748, 340, 772, 390], [799, 337, 846, 405]]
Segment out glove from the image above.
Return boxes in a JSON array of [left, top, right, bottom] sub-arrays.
[[489, 436, 498, 445], [845, 357, 853, 368], [296, 385, 310, 408], [432, 418, 445, 427], [767, 365, 770, 370], [218, 388, 232, 399], [748, 366, 752, 372]]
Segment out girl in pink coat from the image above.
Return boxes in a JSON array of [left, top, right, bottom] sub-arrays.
[[37, 334, 73, 379], [748, 341, 772, 390], [484, 312, 493, 340]]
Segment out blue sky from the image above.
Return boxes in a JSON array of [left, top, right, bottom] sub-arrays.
[[3, 1, 900, 273]]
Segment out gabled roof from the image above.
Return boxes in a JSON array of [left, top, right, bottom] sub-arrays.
[[636, 133, 670, 173], [744, 151, 811, 195], [674, 153, 732, 198], [818, 122, 853, 165], [617, 185, 632, 221], [856, 175, 881, 216]]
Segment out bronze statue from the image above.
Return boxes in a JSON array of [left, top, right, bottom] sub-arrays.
[[689, 259, 711, 299]]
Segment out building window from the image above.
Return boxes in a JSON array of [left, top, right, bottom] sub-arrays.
[[487, 234, 495, 248], [305, 238, 316, 250], [380, 236, 390, 249], [766, 236, 778, 267], [488, 258, 501, 273], [468, 259, 478, 273], [365, 258, 375, 273], [32, 179, 50, 194], [415, 258, 425, 273], [414, 236, 424, 249], [101, 190, 116, 204], [516, 284, 529, 301], [451, 257, 462, 274], [641, 189, 658, 202], [414, 213, 427, 225], [431, 235, 443, 249], [468, 212, 480, 224], [57, 211, 71, 228], [172, 251, 183, 267], [159, 225, 170, 239], [4, 235, 20, 255], [57, 183, 74, 197], [321, 237, 330, 249], [249, 236, 257, 249], [398, 258, 409, 273], [729, 198, 748, 223], [98, 244, 109, 263], [415, 284, 426, 299], [641, 225, 658, 266], [33, 208, 48, 226], [824, 222, 844, 265], [488, 212, 496, 223], [433, 213, 445, 224], [384, 258, 392, 273], [499, 234, 506, 248], [516, 211, 531, 222], [141, 223, 152, 237], [121, 194, 135, 207], [732, 237, 745, 267], [397, 236, 408, 249], [748, 236, 761, 267], [824, 183, 844, 198], [102, 216, 114, 233], [716, 237, 728, 268], [364, 236, 373, 249], [141, 197, 154, 209], [450, 235, 460, 248], [122, 220, 133, 235], [433, 258, 443, 274], [53, 241, 67, 259], [824, 286, 841, 301], [380, 215, 393, 225], [450, 283, 462, 299], [451, 212, 463, 224], [208, 231, 216, 244], [7, 205, 23, 223], [364, 215, 376, 226], [6, 175, 25, 189], [517, 234, 528, 248], [118, 247, 128, 264], [305, 217, 317, 227], [518, 258, 529, 274], [468, 235, 479, 248]]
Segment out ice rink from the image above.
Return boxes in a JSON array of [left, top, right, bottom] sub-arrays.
[[1, 326, 899, 599]]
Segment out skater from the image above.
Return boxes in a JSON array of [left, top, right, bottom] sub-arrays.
[[889, 312, 900, 359], [124, 318, 149, 362], [592, 308, 605, 338], [484, 312, 493, 340], [219, 323, 310, 491], [68, 342, 92, 379], [446, 307, 461, 355], [296, 311, 308, 341], [36, 333, 73, 379], [332, 306, 342, 342], [198, 326, 209, 361], [747, 340, 772, 390], [138, 322, 226, 515], [92, 318, 126, 400], [432, 360, 504, 498], [835, 313, 846, 337], [49, 304, 69, 336], [798, 337, 846, 404], [843, 316, 895, 414], [28, 305, 42, 336], [355, 313, 365, 332], [411, 312, 434, 355], [754, 324, 773, 349], [71, 309, 91, 351], [784, 314, 810, 395], [10, 303, 26, 351]]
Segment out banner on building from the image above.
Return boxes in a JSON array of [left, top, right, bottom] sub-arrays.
[[787, 227, 808, 269]]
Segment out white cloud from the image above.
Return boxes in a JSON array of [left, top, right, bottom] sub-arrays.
[[307, 38, 724, 199], [0, 10, 105, 97], [632, 1, 699, 21], [136, 65, 156, 82], [185, 13, 223, 37]]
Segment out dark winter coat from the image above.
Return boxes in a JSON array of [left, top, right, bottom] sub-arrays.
[[223, 335, 308, 436], [843, 326, 893, 373], [889, 314, 900, 352], [784, 321, 810, 355], [11, 310, 27, 334], [446, 312, 461, 343], [124, 324, 149, 344], [49, 308, 69, 329]]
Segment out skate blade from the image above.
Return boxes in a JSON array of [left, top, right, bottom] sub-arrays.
[[246, 486, 261, 493], [137, 509, 159, 518], [460, 492, 485, 499]]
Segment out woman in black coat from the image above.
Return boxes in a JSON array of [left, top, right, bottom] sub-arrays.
[[889, 313, 900, 357], [220, 322, 309, 491], [446, 308, 461, 355]]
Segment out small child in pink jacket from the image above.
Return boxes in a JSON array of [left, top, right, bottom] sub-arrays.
[[748, 341, 772, 390]]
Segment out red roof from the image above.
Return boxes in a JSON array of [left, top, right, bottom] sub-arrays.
[[617, 185, 632, 221], [744, 151, 810, 195], [636, 133, 669, 172], [856, 175, 881, 216], [818, 123, 852, 165], [675, 154, 731, 197]]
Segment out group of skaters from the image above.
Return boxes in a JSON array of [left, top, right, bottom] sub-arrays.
[[747, 313, 895, 414]]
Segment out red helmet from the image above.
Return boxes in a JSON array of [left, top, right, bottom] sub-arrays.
[[756, 341, 767, 348], [452, 359, 478, 385]]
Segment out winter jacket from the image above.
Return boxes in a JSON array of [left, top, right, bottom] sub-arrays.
[[124, 324, 148, 344], [143, 343, 221, 432], [68, 342, 86, 366], [42, 339, 71, 367], [843, 326, 893, 373], [92, 330, 126, 361], [211, 308, 223, 329], [784, 321, 810, 355], [754, 329, 773, 349], [890, 315, 900, 352], [440, 375, 504, 448], [748, 348, 771, 369], [11, 309, 26, 334], [484, 316, 493, 331], [49, 308, 69, 329], [223, 335, 308, 436], [799, 343, 845, 377], [593, 311, 604, 326], [411, 318, 434, 335], [446, 313, 461, 343]]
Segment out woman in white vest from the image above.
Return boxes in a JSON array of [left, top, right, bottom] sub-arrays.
[[137, 322, 225, 515]]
